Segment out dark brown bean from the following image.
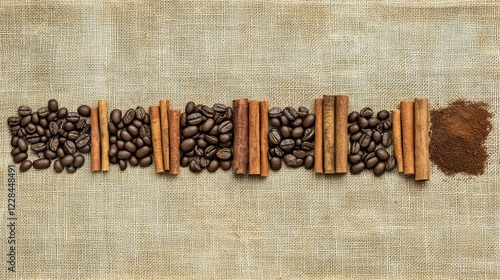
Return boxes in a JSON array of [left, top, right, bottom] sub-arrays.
[[44, 149, 57, 159], [119, 160, 127, 170], [269, 107, 282, 118], [348, 111, 359, 123], [13, 152, 27, 163], [304, 155, 314, 169], [283, 107, 297, 120], [348, 124, 360, 134], [350, 142, 361, 155], [53, 160, 64, 173], [350, 162, 365, 174], [77, 105, 91, 117], [270, 157, 282, 170], [216, 148, 232, 160], [360, 107, 373, 118], [201, 118, 215, 132], [135, 106, 147, 120], [117, 150, 132, 160], [358, 117, 369, 128], [129, 156, 139, 167], [375, 148, 390, 161], [291, 127, 304, 138], [19, 160, 32, 172], [270, 118, 281, 127], [207, 160, 220, 172], [188, 159, 202, 172], [66, 165, 76, 173], [60, 155, 75, 166], [359, 133, 371, 148], [180, 138, 196, 152], [290, 118, 303, 128], [366, 157, 379, 169], [185, 102, 196, 114], [18, 106, 32, 116], [110, 109, 122, 125], [17, 138, 28, 152], [33, 158, 51, 169], [367, 117, 379, 128], [382, 132, 392, 147], [80, 145, 91, 153], [280, 126, 291, 138], [218, 120, 233, 133], [366, 141, 376, 153], [72, 155, 85, 168], [139, 155, 153, 167], [48, 99, 58, 112], [187, 113, 203, 125], [31, 143, 46, 152], [349, 154, 362, 164], [374, 162, 386, 176], [57, 107, 68, 118], [63, 141, 76, 154], [75, 134, 90, 148], [120, 130, 133, 142], [123, 109, 136, 124], [377, 110, 390, 120], [66, 112, 80, 123], [279, 139, 295, 150], [135, 146, 150, 159], [8, 116, 20, 126]]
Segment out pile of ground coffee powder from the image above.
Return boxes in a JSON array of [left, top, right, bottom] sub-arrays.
[[430, 100, 493, 175]]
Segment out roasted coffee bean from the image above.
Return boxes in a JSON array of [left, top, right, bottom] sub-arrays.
[[117, 150, 132, 160], [8, 116, 20, 126], [127, 125, 139, 137], [193, 145, 204, 157], [350, 161, 365, 174], [63, 140, 76, 154], [293, 150, 307, 159], [300, 113, 315, 128], [44, 149, 57, 160], [60, 155, 75, 166], [284, 154, 303, 167], [201, 118, 215, 132], [304, 155, 314, 169], [377, 110, 390, 120], [219, 133, 231, 143], [48, 99, 58, 112], [80, 145, 91, 153], [75, 134, 90, 148], [139, 156, 153, 167], [367, 117, 379, 128], [180, 139, 196, 152], [201, 105, 215, 118], [26, 134, 40, 144], [33, 158, 51, 169], [56, 147, 65, 158], [213, 103, 227, 113], [185, 102, 196, 114], [66, 165, 76, 173], [206, 160, 219, 172], [48, 121, 58, 135], [374, 162, 386, 176], [358, 117, 369, 128], [19, 160, 33, 172], [11, 148, 21, 156], [366, 141, 376, 153], [119, 160, 127, 170], [40, 136, 48, 143], [139, 125, 151, 139], [372, 131, 382, 143], [283, 107, 298, 120], [270, 157, 282, 170], [120, 130, 133, 142], [350, 142, 361, 154], [182, 126, 199, 138], [386, 156, 396, 170], [382, 120, 392, 130], [25, 123, 36, 134], [348, 111, 359, 123], [216, 148, 232, 160], [359, 133, 371, 148], [279, 115, 289, 126], [142, 137, 151, 146], [301, 141, 314, 151], [109, 156, 118, 164], [124, 141, 137, 153], [218, 160, 230, 170], [123, 109, 136, 124], [31, 142, 46, 152], [290, 118, 303, 128], [32, 112, 41, 124], [291, 127, 304, 138], [360, 107, 373, 118], [302, 128, 314, 141], [204, 135, 218, 145], [180, 113, 187, 128], [348, 124, 360, 134], [129, 156, 139, 167], [349, 154, 362, 164], [218, 120, 233, 133], [269, 107, 282, 118], [187, 113, 203, 125], [135, 106, 146, 120], [350, 131, 362, 142], [297, 106, 309, 117], [225, 107, 233, 120], [66, 112, 80, 123], [366, 157, 379, 169], [180, 156, 189, 167], [18, 106, 32, 116], [279, 139, 295, 151], [76, 119, 87, 130], [135, 146, 150, 158], [57, 107, 68, 118], [11, 136, 19, 147], [13, 152, 27, 163], [67, 130, 80, 140], [110, 109, 122, 125], [382, 132, 392, 147], [363, 152, 376, 163], [375, 148, 390, 161], [198, 157, 209, 168], [116, 140, 125, 150], [188, 159, 202, 172], [63, 121, 75, 131], [9, 125, 20, 136], [205, 145, 217, 158], [270, 118, 281, 127], [35, 125, 45, 136], [16, 138, 28, 152], [53, 160, 64, 173]]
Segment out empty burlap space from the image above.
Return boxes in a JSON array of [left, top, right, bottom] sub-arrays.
[[1, 1, 499, 279]]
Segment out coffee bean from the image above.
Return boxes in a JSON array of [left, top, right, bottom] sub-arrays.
[[374, 162, 386, 176], [283, 107, 298, 120], [110, 109, 122, 125], [57, 107, 68, 118], [213, 103, 227, 113], [31, 142, 46, 152], [204, 145, 217, 158], [360, 107, 373, 118], [375, 148, 390, 161], [291, 127, 304, 138], [44, 149, 57, 160], [182, 126, 198, 138], [187, 113, 203, 125], [10, 136, 19, 147], [185, 102, 196, 114], [201, 105, 215, 118], [129, 156, 139, 166], [358, 117, 369, 128], [350, 141, 361, 155], [135, 146, 150, 159], [218, 120, 233, 133], [47, 99, 58, 112], [349, 154, 362, 164], [135, 106, 147, 120], [366, 141, 376, 153], [304, 155, 314, 169], [80, 145, 91, 153], [301, 114, 315, 128], [291, 118, 303, 128], [293, 150, 307, 159], [181, 139, 196, 152], [66, 165, 76, 173], [63, 141, 77, 154], [25, 134, 40, 144], [386, 156, 396, 171], [382, 132, 392, 147], [279, 139, 295, 151], [206, 160, 220, 172], [359, 133, 371, 148], [75, 134, 90, 148], [219, 133, 231, 144], [60, 155, 75, 166], [117, 150, 132, 160], [16, 138, 28, 152], [25, 123, 36, 134], [19, 160, 33, 172], [188, 159, 202, 172], [124, 141, 137, 153], [363, 152, 376, 163], [123, 109, 136, 124], [372, 131, 382, 143], [139, 156, 153, 167], [216, 148, 232, 160], [270, 118, 281, 127], [366, 157, 379, 169], [75, 105, 90, 117], [350, 162, 365, 174], [8, 116, 20, 126], [66, 112, 80, 123], [142, 137, 151, 146], [382, 120, 392, 130], [350, 132, 362, 142], [284, 154, 303, 167], [348, 111, 359, 123], [118, 160, 127, 170], [139, 125, 151, 139], [367, 117, 379, 128], [18, 106, 32, 116], [52, 160, 63, 173], [13, 152, 27, 163], [377, 110, 390, 120], [269, 107, 282, 118], [33, 158, 51, 169], [127, 125, 139, 137], [201, 118, 215, 132], [280, 126, 291, 139], [301, 141, 314, 151], [67, 130, 80, 140], [120, 130, 133, 142], [270, 157, 282, 170]]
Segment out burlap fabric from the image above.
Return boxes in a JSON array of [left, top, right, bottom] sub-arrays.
[[1, 1, 499, 279]]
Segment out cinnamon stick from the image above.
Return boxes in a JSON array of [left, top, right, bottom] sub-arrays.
[[90, 107, 101, 171], [160, 100, 170, 171], [149, 106, 164, 173], [323, 95, 335, 174], [259, 101, 269, 177], [314, 98, 323, 174], [248, 100, 260, 175], [414, 98, 430, 181], [98, 100, 109, 172], [233, 99, 249, 175], [391, 109, 404, 173], [168, 110, 180, 175], [401, 100, 415, 175], [334, 95, 349, 174]]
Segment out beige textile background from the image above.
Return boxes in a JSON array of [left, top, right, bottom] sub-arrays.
[[1, 0, 499, 279]]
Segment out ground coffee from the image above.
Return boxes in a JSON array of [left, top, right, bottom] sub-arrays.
[[430, 100, 493, 175]]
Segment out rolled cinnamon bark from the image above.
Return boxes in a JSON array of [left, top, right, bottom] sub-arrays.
[[401, 100, 415, 175], [160, 100, 170, 171], [90, 107, 101, 171], [233, 99, 249, 175], [334, 95, 349, 174], [323, 95, 335, 174], [414, 98, 429, 181], [391, 109, 404, 173], [259, 101, 269, 177], [98, 100, 109, 172], [168, 110, 180, 175], [248, 100, 261, 175], [314, 98, 323, 174], [149, 106, 164, 173]]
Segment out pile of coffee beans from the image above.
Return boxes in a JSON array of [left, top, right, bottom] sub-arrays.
[[348, 107, 396, 176], [7, 100, 91, 173], [180, 102, 233, 172], [108, 107, 153, 170], [268, 106, 315, 170]]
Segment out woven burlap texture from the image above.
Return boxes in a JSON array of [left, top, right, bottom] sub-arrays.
[[1, 1, 499, 279]]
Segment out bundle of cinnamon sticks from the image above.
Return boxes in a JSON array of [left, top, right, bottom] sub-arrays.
[[90, 100, 181, 175]]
